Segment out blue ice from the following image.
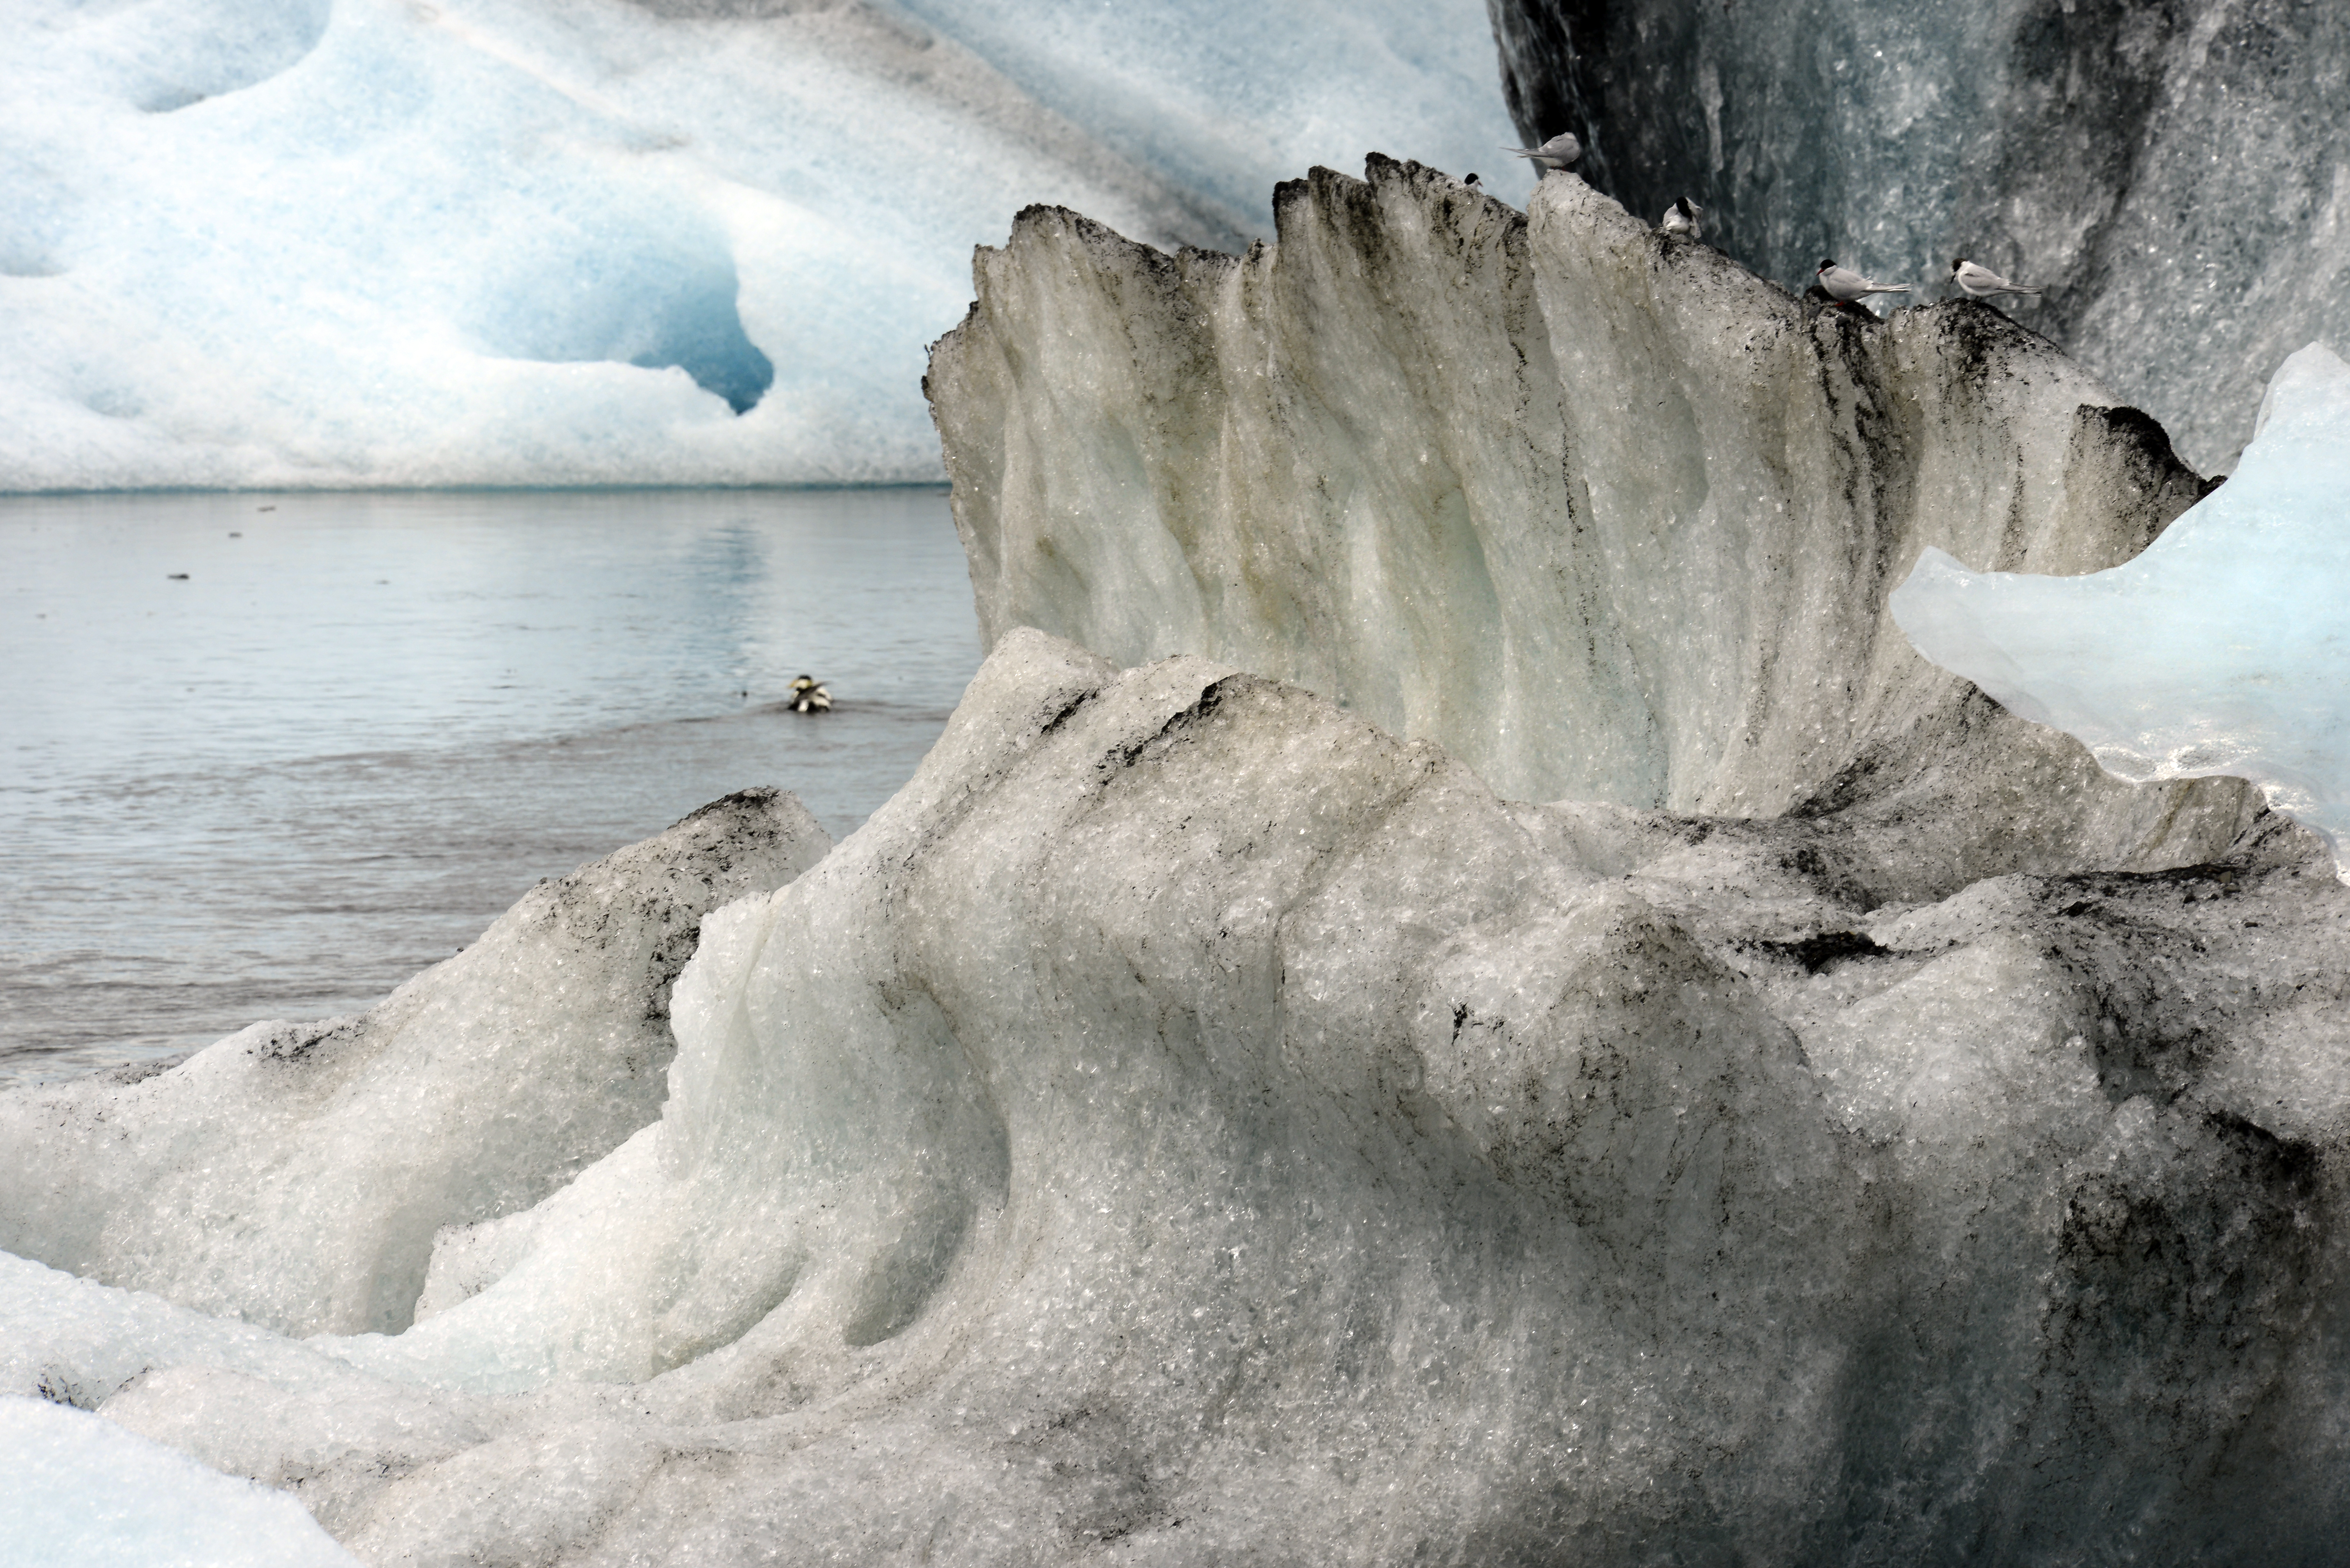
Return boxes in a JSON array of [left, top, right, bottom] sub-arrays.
[[0, 0, 1522, 491], [1893, 343, 2350, 879]]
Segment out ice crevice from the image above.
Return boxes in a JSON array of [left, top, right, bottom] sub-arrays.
[[6, 162, 2350, 1560]]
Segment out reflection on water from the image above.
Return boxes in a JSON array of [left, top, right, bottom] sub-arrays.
[[0, 487, 981, 1085]]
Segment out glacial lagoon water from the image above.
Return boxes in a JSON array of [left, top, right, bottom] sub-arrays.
[[0, 486, 980, 1086]]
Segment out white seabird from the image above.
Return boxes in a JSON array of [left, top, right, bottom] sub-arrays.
[[789, 675, 832, 713], [1815, 259, 1911, 305], [1504, 131, 1581, 176], [1950, 258, 2043, 299], [1661, 196, 1704, 239]]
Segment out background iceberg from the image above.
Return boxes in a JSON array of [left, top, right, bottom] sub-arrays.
[[1894, 342, 2350, 878], [1487, 0, 2350, 474], [0, 0, 1523, 490]]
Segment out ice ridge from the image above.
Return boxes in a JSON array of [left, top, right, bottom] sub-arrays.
[[927, 154, 2260, 895]]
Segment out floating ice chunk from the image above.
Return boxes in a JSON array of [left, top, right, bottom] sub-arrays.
[[5, 630, 2348, 1559], [0, 1396, 360, 1568], [1893, 343, 2350, 879]]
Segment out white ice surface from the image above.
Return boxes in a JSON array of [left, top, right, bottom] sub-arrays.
[[0, 1395, 360, 1568], [0, 0, 1523, 490], [1893, 342, 2350, 878]]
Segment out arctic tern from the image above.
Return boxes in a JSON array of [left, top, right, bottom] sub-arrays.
[[1661, 196, 1704, 239], [1504, 131, 1582, 175], [1950, 258, 2043, 298], [1814, 259, 1910, 304]]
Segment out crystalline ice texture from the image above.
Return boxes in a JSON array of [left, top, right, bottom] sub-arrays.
[[1894, 342, 2350, 879], [0, 0, 1517, 489], [5, 629, 2346, 1562]]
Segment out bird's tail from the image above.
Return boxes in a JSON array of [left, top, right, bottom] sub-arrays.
[[1504, 147, 1543, 159], [2009, 284, 2044, 295]]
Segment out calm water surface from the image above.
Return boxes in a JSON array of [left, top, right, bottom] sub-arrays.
[[1, 487, 981, 1085]]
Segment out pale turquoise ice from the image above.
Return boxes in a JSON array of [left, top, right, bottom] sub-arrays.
[[0, 1396, 360, 1567], [1892, 343, 2350, 878], [0, 0, 1522, 490]]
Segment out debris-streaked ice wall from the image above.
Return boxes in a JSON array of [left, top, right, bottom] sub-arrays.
[[925, 156, 2256, 879], [1895, 342, 2350, 880], [0, 0, 1523, 490]]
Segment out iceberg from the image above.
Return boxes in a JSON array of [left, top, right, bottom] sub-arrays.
[[1893, 342, 2350, 879], [1485, 0, 2350, 474], [0, 0, 1523, 490], [8, 161, 2350, 1560], [6, 626, 2347, 1562], [927, 156, 2259, 890], [0, 788, 828, 1338]]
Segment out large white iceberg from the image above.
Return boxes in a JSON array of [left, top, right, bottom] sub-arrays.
[[0, 0, 1523, 490], [5, 626, 2347, 1562], [9, 156, 2350, 1565], [1893, 343, 2350, 878]]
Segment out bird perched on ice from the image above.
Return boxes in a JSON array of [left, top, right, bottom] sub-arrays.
[[1504, 131, 1581, 176], [1461, 173, 1484, 196], [1661, 196, 1704, 240], [1949, 258, 2042, 300], [789, 675, 831, 713], [1815, 259, 1910, 306]]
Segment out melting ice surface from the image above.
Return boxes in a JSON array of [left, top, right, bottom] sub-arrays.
[[0, 1397, 358, 1566], [1893, 343, 2350, 878], [0, 0, 1523, 489]]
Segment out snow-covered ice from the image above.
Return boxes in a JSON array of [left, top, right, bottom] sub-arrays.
[[1894, 343, 2350, 879], [0, 0, 1522, 490]]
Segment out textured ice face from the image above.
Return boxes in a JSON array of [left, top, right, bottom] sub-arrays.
[[0, 789, 828, 1337], [1893, 342, 2350, 879], [0, 0, 1520, 489], [6, 630, 2347, 1562], [1484, 0, 2350, 474], [927, 155, 2261, 895]]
